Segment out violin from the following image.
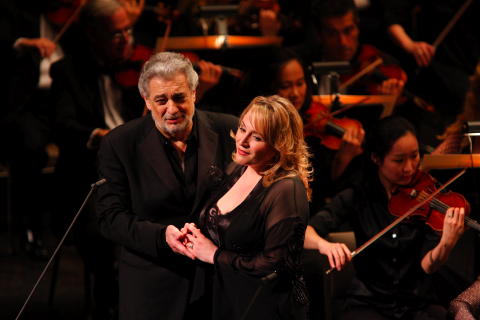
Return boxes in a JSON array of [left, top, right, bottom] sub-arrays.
[[46, 0, 87, 44], [340, 45, 407, 95], [303, 100, 363, 150], [389, 170, 480, 232], [340, 45, 436, 112], [113, 44, 153, 89]]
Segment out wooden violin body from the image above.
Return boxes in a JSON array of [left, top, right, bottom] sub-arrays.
[[340, 44, 406, 95], [113, 44, 153, 89], [389, 170, 480, 232], [304, 101, 363, 150]]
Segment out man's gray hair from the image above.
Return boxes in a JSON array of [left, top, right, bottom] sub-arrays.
[[79, 0, 123, 26], [138, 52, 199, 98]]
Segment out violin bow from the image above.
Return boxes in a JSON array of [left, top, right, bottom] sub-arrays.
[[325, 168, 467, 275], [433, 0, 474, 48], [339, 57, 383, 91], [157, 19, 172, 53], [329, 96, 370, 117], [53, 0, 88, 44]]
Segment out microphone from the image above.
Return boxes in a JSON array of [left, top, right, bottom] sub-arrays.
[[91, 178, 107, 187], [261, 272, 278, 283]]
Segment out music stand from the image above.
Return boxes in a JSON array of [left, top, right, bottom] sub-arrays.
[[155, 35, 282, 51], [198, 4, 238, 40], [310, 61, 351, 111], [313, 94, 397, 119]]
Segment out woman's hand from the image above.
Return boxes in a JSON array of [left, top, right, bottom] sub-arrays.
[[317, 237, 352, 271], [183, 223, 218, 264], [421, 207, 465, 273], [165, 225, 195, 259], [441, 207, 465, 247]]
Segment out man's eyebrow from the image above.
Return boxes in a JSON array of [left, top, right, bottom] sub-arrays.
[[153, 94, 166, 99]]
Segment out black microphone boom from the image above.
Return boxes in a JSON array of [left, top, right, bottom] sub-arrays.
[[14, 178, 107, 320]]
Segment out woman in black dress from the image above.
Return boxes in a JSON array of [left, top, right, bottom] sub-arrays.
[[181, 95, 312, 319]]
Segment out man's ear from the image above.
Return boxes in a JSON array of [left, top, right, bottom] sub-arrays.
[[144, 97, 152, 110]]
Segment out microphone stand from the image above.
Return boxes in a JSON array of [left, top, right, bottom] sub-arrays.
[[328, 72, 342, 113], [14, 178, 106, 320], [240, 272, 278, 320]]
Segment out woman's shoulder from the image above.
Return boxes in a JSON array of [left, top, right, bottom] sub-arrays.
[[267, 175, 306, 197]]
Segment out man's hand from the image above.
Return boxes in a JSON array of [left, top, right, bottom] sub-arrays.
[[406, 41, 435, 67], [195, 60, 223, 101], [378, 78, 405, 97], [165, 225, 195, 259], [16, 38, 57, 58]]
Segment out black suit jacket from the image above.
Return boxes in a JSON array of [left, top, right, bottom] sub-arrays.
[[96, 111, 238, 320]]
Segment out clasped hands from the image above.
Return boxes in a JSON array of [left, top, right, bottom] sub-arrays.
[[165, 223, 217, 264]]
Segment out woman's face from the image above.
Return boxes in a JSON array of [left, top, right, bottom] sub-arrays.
[[276, 59, 307, 110], [375, 132, 420, 190], [235, 110, 277, 172]]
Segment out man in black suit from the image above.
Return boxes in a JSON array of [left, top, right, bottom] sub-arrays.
[[95, 51, 238, 320]]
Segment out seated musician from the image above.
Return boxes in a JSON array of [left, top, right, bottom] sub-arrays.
[[305, 115, 466, 319], [297, 0, 406, 99], [49, 0, 145, 317], [0, 0, 80, 259], [384, 0, 480, 125]]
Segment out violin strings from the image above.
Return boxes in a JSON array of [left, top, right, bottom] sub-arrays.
[[418, 190, 454, 214], [419, 191, 477, 225]]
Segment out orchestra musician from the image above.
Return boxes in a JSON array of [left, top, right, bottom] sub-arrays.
[[304, 115, 466, 319], [49, 0, 145, 318], [384, 0, 480, 125], [0, 0, 79, 259], [298, 0, 406, 99]]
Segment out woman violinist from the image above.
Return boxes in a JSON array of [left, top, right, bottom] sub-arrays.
[[304, 115, 465, 319]]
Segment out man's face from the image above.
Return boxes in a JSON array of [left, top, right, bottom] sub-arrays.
[[144, 73, 196, 140], [319, 11, 359, 61], [94, 7, 133, 63]]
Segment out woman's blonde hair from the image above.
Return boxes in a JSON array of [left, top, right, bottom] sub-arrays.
[[233, 95, 313, 200]]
